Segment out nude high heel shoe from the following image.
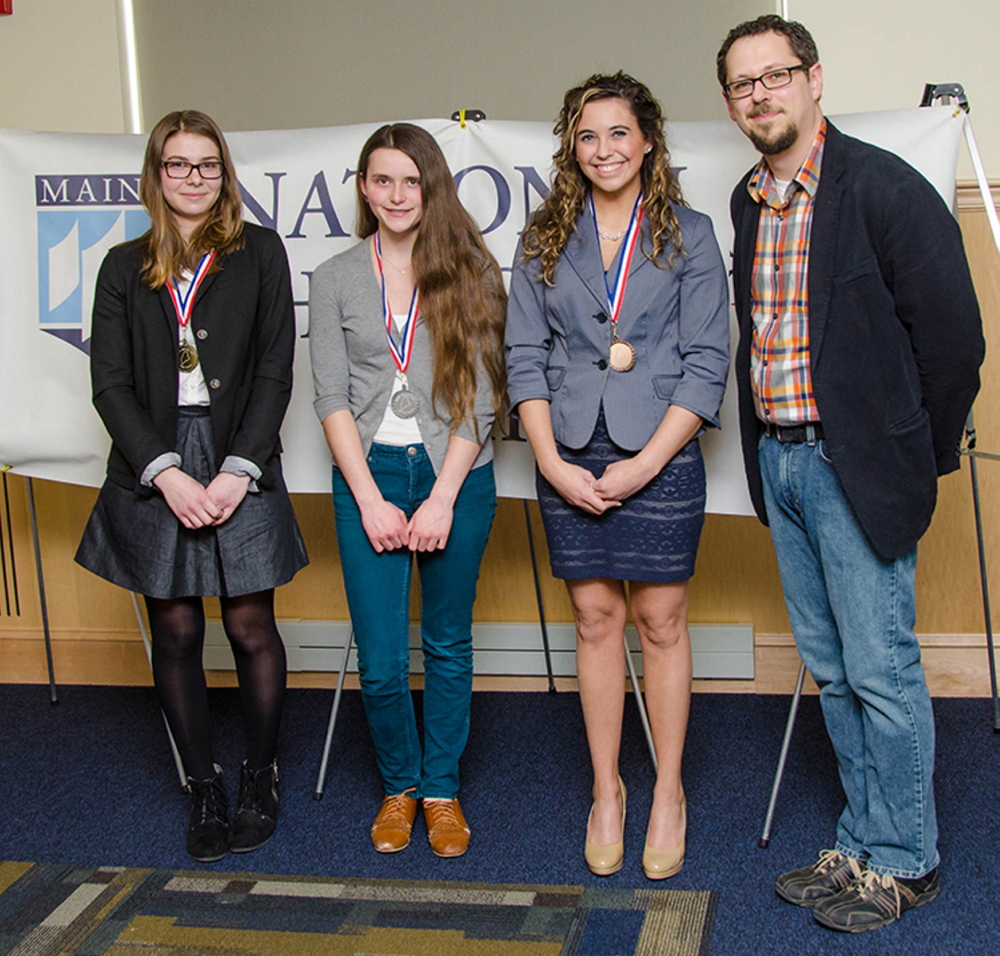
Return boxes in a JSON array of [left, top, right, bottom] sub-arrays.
[[642, 797, 686, 880], [584, 776, 626, 876]]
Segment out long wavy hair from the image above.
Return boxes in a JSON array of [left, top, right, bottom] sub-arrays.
[[139, 110, 244, 288], [355, 123, 507, 436], [521, 72, 687, 285]]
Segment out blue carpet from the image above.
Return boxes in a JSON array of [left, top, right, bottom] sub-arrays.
[[0, 684, 996, 954]]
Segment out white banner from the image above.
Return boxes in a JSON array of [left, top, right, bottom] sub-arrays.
[[0, 107, 963, 514]]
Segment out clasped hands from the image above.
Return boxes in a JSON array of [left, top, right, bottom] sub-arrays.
[[154, 467, 251, 529], [546, 456, 656, 515], [361, 495, 453, 554]]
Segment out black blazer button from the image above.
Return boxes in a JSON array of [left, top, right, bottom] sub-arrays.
[[595, 312, 608, 324], [209, 378, 221, 389], [196, 328, 208, 340], [597, 359, 608, 370]]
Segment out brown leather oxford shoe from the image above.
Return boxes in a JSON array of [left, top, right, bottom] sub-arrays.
[[370, 790, 418, 853], [423, 798, 470, 858]]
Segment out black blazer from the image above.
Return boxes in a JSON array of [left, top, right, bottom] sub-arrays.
[[90, 222, 296, 493], [730, 122, 985, 560]]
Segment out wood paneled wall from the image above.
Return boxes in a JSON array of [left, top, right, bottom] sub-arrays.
[[1, 196, 997, 695]]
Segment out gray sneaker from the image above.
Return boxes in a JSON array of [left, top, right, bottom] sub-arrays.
[[775, 849, 865, 907], [812, 867, 940, 933]]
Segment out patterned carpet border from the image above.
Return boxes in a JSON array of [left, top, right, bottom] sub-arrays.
[[0, 861, 717, 956]]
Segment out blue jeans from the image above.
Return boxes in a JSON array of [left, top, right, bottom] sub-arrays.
[[332, 444, 496, 799], [759, 435, 938, 879]]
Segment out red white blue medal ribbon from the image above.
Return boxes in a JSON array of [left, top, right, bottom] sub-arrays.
[[167, 251, 215, 373], [591, 192, 643, 326], [374, 233, 419, 376], [167, 251, 216, 330], [374, 233, 422, 418], [591, 193, 642, 372]]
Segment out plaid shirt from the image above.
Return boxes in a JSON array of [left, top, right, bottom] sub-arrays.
[[748, 121, 826, 425]]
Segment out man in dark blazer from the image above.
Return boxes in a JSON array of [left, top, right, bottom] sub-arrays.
[[717, 15, 984, 934]]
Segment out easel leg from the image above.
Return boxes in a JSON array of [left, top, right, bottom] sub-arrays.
[[0, 471, 18, 616], [759, 660, 807, 848], [314, 627, 355, 799], [130, 591, 188, 789], [26, 478, 57, 705], [624, 633, 658, 773], [523, 499, 556, 693], [968, 455, 1000, 731]]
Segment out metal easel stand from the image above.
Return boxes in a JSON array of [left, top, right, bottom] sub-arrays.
[[623, 633, 659, 773], [25, 477, 58, 705], [759, 84, 1000, 847], [524, 498, 659, 767], [523, 499, 557, 693], [313, 627, 354, 799], [961, 418, 1000, 731], [921, 83, 1000, 730], [758, 661, 807, 848], [129, 591, 188, 789]]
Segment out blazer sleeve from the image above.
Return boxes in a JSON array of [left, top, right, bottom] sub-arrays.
[[877, 170, 984, 474], [504, 245, 554, 409], [90, 247, 175, 482], [669, 213, 731, 428], [226, 228, 296, 479]]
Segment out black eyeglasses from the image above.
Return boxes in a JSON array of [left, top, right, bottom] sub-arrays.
[[724, 65, 811, 100], [161, 160, 224, 180]]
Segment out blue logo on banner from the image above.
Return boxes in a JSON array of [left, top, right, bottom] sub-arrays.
[[36, 174, 149, 355]]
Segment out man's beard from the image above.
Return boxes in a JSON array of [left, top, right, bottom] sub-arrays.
[[748, 117, 799, 156]]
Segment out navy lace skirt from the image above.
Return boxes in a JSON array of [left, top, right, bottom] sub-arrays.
[[75, 408, 308, 598], [536, 409, 706, 583]]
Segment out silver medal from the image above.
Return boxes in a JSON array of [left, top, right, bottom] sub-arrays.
[[390, 387, 420, 419]]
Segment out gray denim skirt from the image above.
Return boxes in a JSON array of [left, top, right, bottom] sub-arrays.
[[75, 408, 308, 599]]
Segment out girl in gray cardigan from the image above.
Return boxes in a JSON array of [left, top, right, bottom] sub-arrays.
[[309, 124, 506, 858]]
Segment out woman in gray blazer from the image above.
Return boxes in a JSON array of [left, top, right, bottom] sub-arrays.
[[76, 111, 307, 863], [506, 74, 730, 879], [309, 124, 506, 859]]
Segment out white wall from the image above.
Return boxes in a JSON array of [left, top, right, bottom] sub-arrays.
[[132, 0, 763, 131], [789, 0, 1000, 179], [4, 0, 996, 184], [0, 0, 125, 132]]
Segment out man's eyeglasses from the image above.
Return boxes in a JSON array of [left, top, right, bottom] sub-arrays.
[[724, 65, 811, 101], [162, 160, 224, 180]]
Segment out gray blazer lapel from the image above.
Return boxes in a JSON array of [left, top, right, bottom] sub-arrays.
[[562, 215, 610, 312]]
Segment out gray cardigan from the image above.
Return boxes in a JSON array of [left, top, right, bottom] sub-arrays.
[[309, 239, 495, 474]]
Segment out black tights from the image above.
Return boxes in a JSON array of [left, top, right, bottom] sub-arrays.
[[144, 589, 286, 780]]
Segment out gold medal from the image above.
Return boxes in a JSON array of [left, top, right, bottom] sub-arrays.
[[609, 338, 636, 372], [178, 341, 199, 373]]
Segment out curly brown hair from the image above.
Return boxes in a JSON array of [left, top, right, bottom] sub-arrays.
[[521, 72, 686, 285]]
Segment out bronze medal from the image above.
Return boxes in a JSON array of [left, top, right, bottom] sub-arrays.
[[169, 252, 215, 376], [609, 338, 636, 372], [390, 386, 420, 419], [178, 341, 200, 373]]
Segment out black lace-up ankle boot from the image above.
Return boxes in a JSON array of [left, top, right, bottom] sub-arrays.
[[229, 760, 279, 852], [186, 765, 229, 862]]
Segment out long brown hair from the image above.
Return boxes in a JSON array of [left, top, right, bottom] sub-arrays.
[[521, 72, 687, 285], [139, 110, 244, 288], [356, 123, 507, 436]]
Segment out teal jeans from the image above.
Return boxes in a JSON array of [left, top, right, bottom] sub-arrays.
[[332, 443, 496, 799]]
